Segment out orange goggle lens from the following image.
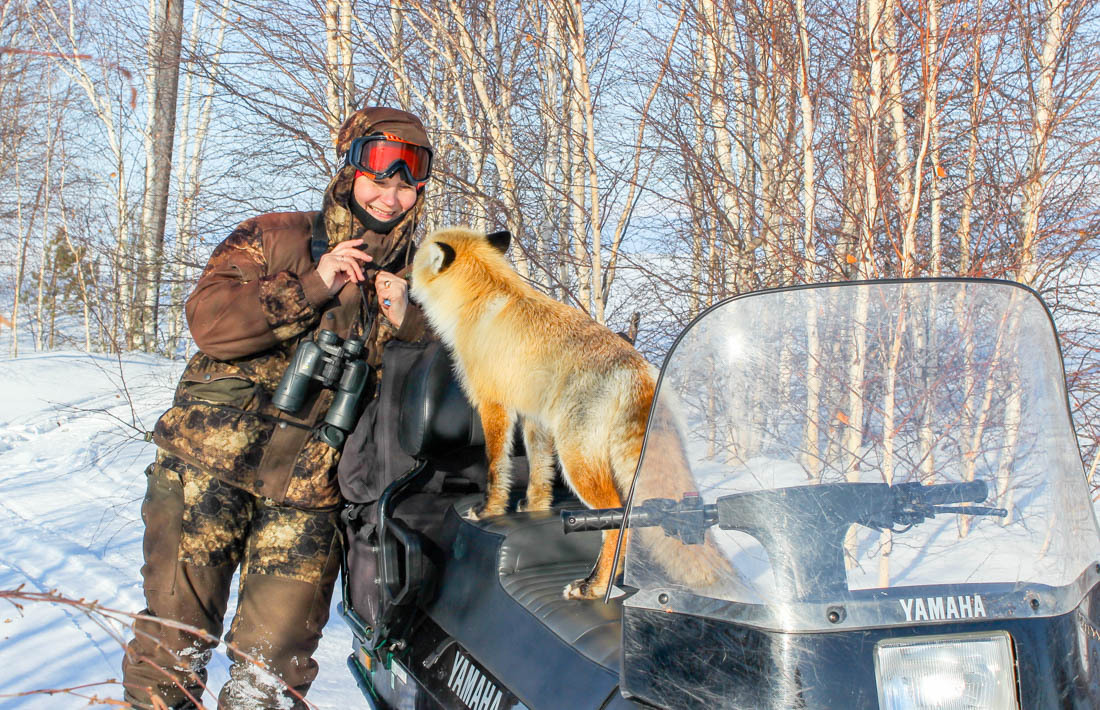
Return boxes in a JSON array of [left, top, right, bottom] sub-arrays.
[[346, 135, 432, 184]]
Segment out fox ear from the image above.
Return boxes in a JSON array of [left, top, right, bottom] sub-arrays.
[[426, 242, 456, 274], [486, 230, 511, 254]]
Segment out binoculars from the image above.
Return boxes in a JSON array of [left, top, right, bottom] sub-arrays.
[[273, 329, 368, 449]]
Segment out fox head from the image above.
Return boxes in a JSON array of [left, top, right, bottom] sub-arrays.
[[411, 227, 512, 292], [410, 227, 515, 338], [414, 228, 510, 274]]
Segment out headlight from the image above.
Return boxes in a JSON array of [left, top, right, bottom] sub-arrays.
[[874, 632, 1018, 709]]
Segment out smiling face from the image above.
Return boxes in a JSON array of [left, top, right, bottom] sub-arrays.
[[352, 173, 418, 223]]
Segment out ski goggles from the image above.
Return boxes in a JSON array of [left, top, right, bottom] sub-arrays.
[[345, 133, 433, 186]]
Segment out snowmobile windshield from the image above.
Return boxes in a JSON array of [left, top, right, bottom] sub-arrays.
[[622, 279, 1100, 633]]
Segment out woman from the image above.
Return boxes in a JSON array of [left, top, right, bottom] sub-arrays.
[[122, 106, 434, 710]]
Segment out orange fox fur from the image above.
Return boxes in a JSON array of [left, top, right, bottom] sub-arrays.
[[411, 227, 727, 600]]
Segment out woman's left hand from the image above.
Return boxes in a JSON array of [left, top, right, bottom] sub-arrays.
[[375, 271, 409, 328]]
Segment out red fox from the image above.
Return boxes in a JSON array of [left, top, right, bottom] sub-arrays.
[[410, 227, 728, 600]]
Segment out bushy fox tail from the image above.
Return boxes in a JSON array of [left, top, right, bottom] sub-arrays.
[[611, 384, 733, 591]]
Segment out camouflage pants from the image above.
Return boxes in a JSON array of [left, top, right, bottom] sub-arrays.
[[122, 453, 341, 710]]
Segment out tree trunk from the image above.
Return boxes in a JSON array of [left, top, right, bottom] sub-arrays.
[[34, 149, 51, 352], [389, 0, 411, 106], [138, 0, 184, 351], [927, 0, 943, 276], [878, 295, 909, 585], [34, 71, 61, 352], [324, 0, 356, 141], [839, 1, 866, 281], [168, 0, 229, 357], [843, 286, 871, 569], [1018, 0, 1067, 286], [10, 158, 44, 357], [795, 0, 816, 281], [862, 0, 885, 271], [883, 0, 915, 273], [956, 2, 986, 274]]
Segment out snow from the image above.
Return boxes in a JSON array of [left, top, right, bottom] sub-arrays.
[[0, 350, 358, 708]]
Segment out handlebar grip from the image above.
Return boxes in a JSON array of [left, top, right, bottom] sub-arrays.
[[561, 508, 625, 534], [920, 480, 989, 506]]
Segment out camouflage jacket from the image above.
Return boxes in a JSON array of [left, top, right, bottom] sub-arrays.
[[153, 211, 427, 509]]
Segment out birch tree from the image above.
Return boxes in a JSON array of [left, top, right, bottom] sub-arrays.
[[33, 67, 60, 352], [136, 0, 184, 351], [165, 0, 229, 357], [324, 0, 356, 141], [356, 0, 527, 263], [33, 0, 144, 352], [1017, 0, 1069, 286]]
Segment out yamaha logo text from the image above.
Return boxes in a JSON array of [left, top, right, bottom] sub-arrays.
[[448, 649, 507, 710], [899, 594, 987, 622]]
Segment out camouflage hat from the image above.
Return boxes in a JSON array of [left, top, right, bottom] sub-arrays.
[[335, 106, 433, 157], [321, 106, 431, 266]]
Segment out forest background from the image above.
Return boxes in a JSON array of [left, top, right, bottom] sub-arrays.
[[1, 0, 1098, 488]]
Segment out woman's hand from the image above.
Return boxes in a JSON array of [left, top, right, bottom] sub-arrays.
[[375, 271, 409, 328], [317, 239, 373, 296]]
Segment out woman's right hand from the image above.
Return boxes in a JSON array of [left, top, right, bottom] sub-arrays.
[[317, 239, 373, 296]]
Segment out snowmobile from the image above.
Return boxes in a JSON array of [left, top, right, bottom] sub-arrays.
[[338, 278, 1100, 709]]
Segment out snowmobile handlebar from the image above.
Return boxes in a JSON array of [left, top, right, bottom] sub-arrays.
[[562, 479, 1005, 541], [856, 479, 1006, 529], [893, 479, 987, 507], [564, 478, 1005, 601], [561, 507, 626, 534], [561, 493, 716, 544]]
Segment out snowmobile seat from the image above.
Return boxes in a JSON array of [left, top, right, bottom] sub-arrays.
[[422, 502, 626, 707], [442, 502, 623, 670], [492, 509, 622, 668]]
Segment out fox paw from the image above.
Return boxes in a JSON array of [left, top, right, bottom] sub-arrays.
[[516, 498, 551, 514], [563, 578, 605, 601], [464, 503, 505, 522]]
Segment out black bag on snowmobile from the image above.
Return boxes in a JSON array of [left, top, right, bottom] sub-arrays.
[[337, 339, 485, 639]]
